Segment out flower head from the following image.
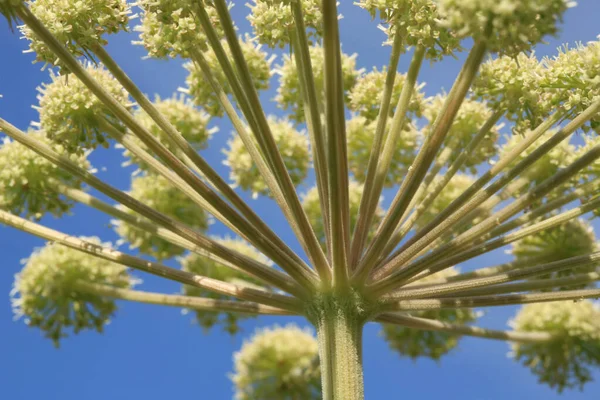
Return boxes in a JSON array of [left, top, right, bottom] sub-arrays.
[[114, 173, 210, 260], [36, 62, 130, 154], [0, 130, 90, 219], [224, 116, 310, 198], [20, 0, 130, 69], [11, 238, 135, 346], [181, 238, 270, 334], [232, 324, 321, 399], [510, 300, 600, 392], [247, 0, 323, 49]]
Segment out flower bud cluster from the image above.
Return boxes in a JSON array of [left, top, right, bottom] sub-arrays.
[[437, 0, 572, 56], [183, 35, 274, 116], [509, 218, 598, 290], [247, 0, 322, 49], [20, 0, 130, 69], [123, 95, 217, 171], [348, 67, 426, 122], [0, 130, 90, 219], [510, 300, 600, 392], [114, 173, 210, 260], [181, 238, 269, 335], [275, 44, 362, 122], [224, 116, 310, 198], [11, 238, 134, 346], [382, 267, 478, 360], [36, 63, 130, 154], [232, 324, 321, 400], [423, 96, 500, 172], [346, 116, 420, 186]]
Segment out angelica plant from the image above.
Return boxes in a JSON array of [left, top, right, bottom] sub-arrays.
[[1, 0, 600, 399]]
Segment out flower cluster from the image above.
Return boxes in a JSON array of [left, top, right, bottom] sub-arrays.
[[357, 0, 461, 60], [275, 44, 362, 122], [135, 0, 223, 59], [0, 130, 90, 219], [348, 67, 426, 122], [437, 0, 572, 56], [114, 173, 210, 260], [423, 96, 500, 172], [346, 116, 420, 186], [382, 267, 478, 360], [302, 181, 384, 247], [232, 324, 321, 400], [510, 300, 600, 392], [36, 63, 130, 154], [21, 0, 130, 69], [123, 95, 217, 171], [510, 219, 599, 290], [224, 116, 310, 198], [183, 35, 274, 116], [181, 238, 269, 335], [247, 0, 323, 49], [11, 238, 134, 346]]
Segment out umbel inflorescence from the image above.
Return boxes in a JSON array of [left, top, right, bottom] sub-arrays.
[[1, 0, 600, 399]]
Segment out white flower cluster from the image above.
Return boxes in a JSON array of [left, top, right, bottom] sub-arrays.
[[510, 218, 598, 290], [36, 63, 130, 154], [275, 44, 362, 122], [21, 0, 130, 69], [181, 238, 270, 335], [357, 0, 461, 60], [0, 130, 90, 219], [510, 300, 600, 392], [11, 238, 134, 346], [224, 116, 310, 198], [247, 0, 323, 49], [232, 324, 321, 400], [123, 95, 217, 171], [348, 67, 426, 122], [437, 0, 572, 55], [183, 35, 274, 117], [382, 267, 478, 360], [114, 173, 210, 260], [302, 181, 384, 247], [423, 96, 500, 172], [346, 115, 420, 186]]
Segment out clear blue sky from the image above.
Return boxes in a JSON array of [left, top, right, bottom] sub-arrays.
[[1, 2, 599, 399]]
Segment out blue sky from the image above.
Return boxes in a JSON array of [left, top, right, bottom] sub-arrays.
[[1, 2, 600, 399]]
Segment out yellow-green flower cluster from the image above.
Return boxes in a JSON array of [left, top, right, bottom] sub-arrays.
[[510, 300, 600, 392], [509, 219, 598, 291], [20, 0, 130, 69], [437, 0, 572, 56], [11, 238, 134, 346], [0, 131, 90, 219], [348, 67, 426, 122], [275, 44, 362, 122], [382, 267, 478, 360], [357, 0, 461, 60], [123, 95, 217, 171], [302, 181, 384, 247], [247, 0, 322, 49], [473, 53, 548, 134], [423, 96, 499, 172], [539, 39, 600, 133], [114, 173, 209, 260], [36, 63, 130, 155], [224, 116, 310, 198], [346, 116, 420, 186], [181, 238, 269, 335], [135, 0, 222, 59], [183, 36, 274, 116], [232, 324, 321, 400]]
